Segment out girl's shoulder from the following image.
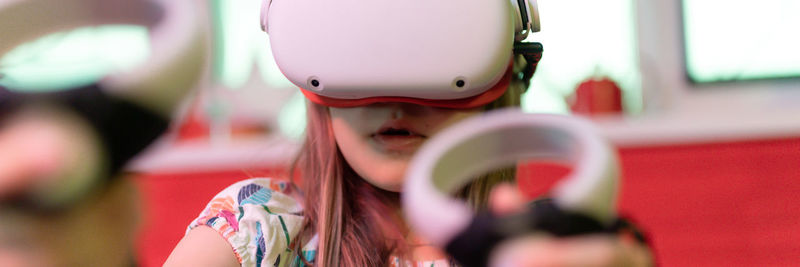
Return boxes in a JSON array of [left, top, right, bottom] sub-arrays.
[[194, 177, 301, 213], [187, 178, 316, 266]]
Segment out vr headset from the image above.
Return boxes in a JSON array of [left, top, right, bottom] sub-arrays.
[[260, 0, 542, 108]]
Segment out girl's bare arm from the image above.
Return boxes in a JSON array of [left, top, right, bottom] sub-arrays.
[[164, 226, 240, 267]]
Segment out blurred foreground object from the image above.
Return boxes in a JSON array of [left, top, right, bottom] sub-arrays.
[[0, 0, 209, 117], [0, 0, 209, 209], [0, 178, 140, 267], [0, 0, 209, 265]]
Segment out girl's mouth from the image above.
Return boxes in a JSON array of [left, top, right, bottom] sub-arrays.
[[371, 127, 427, 153]]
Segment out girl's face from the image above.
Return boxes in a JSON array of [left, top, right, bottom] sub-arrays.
[[330, 103, 482, 192]]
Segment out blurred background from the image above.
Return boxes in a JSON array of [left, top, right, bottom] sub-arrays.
[[1, 0, 799, 266]]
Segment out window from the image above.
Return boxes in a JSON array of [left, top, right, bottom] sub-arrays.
[[683, 0, 800, 83]]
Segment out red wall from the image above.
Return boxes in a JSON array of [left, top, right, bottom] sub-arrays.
[[615, 138, 800, 266], [134, 137, 800, 267]]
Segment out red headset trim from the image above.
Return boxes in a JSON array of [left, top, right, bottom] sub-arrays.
[[299, 63, 514, 109]]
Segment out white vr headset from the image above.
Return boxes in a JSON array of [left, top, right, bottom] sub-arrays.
[[260, 0, 541, 108]]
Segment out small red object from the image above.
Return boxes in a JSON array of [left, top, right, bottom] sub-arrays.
[[175, 99, 210, 141], [569, 77, 623, 116]]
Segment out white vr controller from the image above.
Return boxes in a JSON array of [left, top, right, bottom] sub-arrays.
[[0, 0, 207, 96], [0, 0, 208, 209], [403, 109, 620, 266]]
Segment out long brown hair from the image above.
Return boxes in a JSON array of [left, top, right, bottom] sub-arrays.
[[290, 55, 536, 266]]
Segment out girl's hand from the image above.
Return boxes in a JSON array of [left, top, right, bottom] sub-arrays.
[[0, 107, 103, 206], [487, 184, 653, 267]]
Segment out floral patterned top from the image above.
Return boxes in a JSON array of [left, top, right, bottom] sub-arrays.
[[187, 178, 456, 267]]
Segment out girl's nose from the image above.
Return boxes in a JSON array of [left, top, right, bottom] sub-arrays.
[[375, 103, 430, 119]]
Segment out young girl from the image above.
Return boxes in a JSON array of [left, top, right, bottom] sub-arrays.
[[165, 64, 649, 267], [166, 1, 649, 266], [164, 62, 531, 267]]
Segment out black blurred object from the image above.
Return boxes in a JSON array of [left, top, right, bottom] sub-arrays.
[[0, 84, 168, 211], [445, 198, 648, 267]]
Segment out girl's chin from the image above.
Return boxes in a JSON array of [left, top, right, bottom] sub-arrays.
[[361, 171, 406, 192], [344, 148, 410, 192], [360, 165, 408, 193]]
